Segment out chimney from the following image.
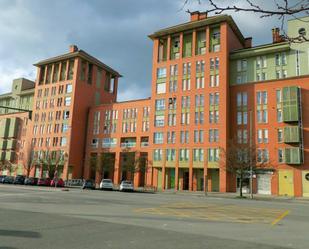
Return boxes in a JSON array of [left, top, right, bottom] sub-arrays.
[[272, 28, 282, 43], [69, 45, 78, 53], [244, 37, 252, 48], [190, 11, 207, 22]]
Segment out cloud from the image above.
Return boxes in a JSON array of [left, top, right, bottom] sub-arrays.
[[0, 0, 288, 100]]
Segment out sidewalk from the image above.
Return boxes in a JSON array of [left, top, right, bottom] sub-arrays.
[[158, 189, 309, 203]]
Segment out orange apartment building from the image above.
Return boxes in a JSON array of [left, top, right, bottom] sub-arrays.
[[1, 12, 309, 197]]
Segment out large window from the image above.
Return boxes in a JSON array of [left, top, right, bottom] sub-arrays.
[[155, 99, 165, 110], [154, 132, 164, 144]]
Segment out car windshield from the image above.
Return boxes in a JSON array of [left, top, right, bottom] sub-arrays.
[[103, 179, 112, 183], [123, 181, 132, 184]]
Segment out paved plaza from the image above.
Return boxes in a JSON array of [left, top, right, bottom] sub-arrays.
[[0, 185, 308, 249]]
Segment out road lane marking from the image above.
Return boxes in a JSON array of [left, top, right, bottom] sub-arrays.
[[271, 210, 290, 226]]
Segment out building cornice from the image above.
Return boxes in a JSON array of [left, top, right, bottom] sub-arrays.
[[148, 14, 245, 45], [230, 42, 290, 60], [34, 50, 122, 77]]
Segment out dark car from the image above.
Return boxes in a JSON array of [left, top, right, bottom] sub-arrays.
[[24, 177, 38, 185], [82, 179, 95, 190], [13, 175, 25, 185], [0, 175, 6, 183], [2, 176, 14, 184], [37, 178, 51, 186], [50, 178, 65, 187]]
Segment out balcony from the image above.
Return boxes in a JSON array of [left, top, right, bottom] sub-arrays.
[[121, 142, 136, 148], [284, 147, 302, 165], [141, 142, 149, 147]]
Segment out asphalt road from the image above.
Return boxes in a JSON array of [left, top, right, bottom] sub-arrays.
[[0, 185, 308, 249]]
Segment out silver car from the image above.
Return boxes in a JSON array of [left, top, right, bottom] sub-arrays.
[[99, 179, 114, 190], [119, 180, 134, 192]]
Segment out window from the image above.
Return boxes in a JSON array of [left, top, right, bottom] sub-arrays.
[[153, 149, 163, 161], [154, 132, 164, 144], [156, 82, 166, 94], [183, 63, 191, 75], [208, 148, 219, 162], [215, 57, 219, 70], [154, 115, 165, 127], [64, 97, 71, 106], [62, 124, 69, 133], [209, 129, 219, 142], [155, 99, 165, 110], [166, 149, 176, 161], [63, 110, 70, 120], [157, 67, 166, 78], [66, 84, 72, 93], [60, 137, 67, 147], [170, 65, 178, 76], [167, 131, 176, 144], [278, 148, 284, 163], [256, 91, 267, 105], [179, 149, 189, 161], [168, 114, 176, 126], [277, 128, 283, 143], [169, 79, 177, 92], [182, 79, 191, 91], [257, 149, 269, 163], [237, 59, 247, 72]]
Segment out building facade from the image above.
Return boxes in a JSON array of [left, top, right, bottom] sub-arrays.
[[1, 12, 309, 197]]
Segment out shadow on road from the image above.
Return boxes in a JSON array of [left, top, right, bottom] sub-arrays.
[[0, 229, 41, 238]]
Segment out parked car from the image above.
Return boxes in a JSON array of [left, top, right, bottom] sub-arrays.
[[24, 177, 38, 185], [37, 178, 51, 186], [82, 179, 95, 190], [2, 176, 14, 184], [13, 175, 25, 185], [99, 179, 114, 190], [0, 175, 6, 183], [119, 180, 134, 192], [50, 178, 65, 187]]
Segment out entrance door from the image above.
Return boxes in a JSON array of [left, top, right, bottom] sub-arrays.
[[257, 174, 271, 195], [183, 171, 189, 190], [157, 168, 162, 191], [302, 171, 309, 197], [210, 169, 219, 192], [279, 170, 294, 196]]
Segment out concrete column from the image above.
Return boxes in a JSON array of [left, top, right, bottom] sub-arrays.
[[167, 35, 171, 61], [113, 151, 120, 185], [179, 32, 184, 58], [192, 30, 197, 56]]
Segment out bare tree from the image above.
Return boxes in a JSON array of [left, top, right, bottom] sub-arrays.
[[220, 138, 270, 197], [0, 159, 15, 175], [120, 147, 149, 186], [36, 149, 67, 178], [182, 0, 309, 43], [23, 142, 36, 177], [90, 151, 115, 180]]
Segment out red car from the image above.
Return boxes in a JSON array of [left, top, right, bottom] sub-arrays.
[[50, 178, 65, 187], [37, 178, 51, 186]]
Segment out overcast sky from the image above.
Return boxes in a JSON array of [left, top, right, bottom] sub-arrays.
[[0, 0, 286, 101]]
